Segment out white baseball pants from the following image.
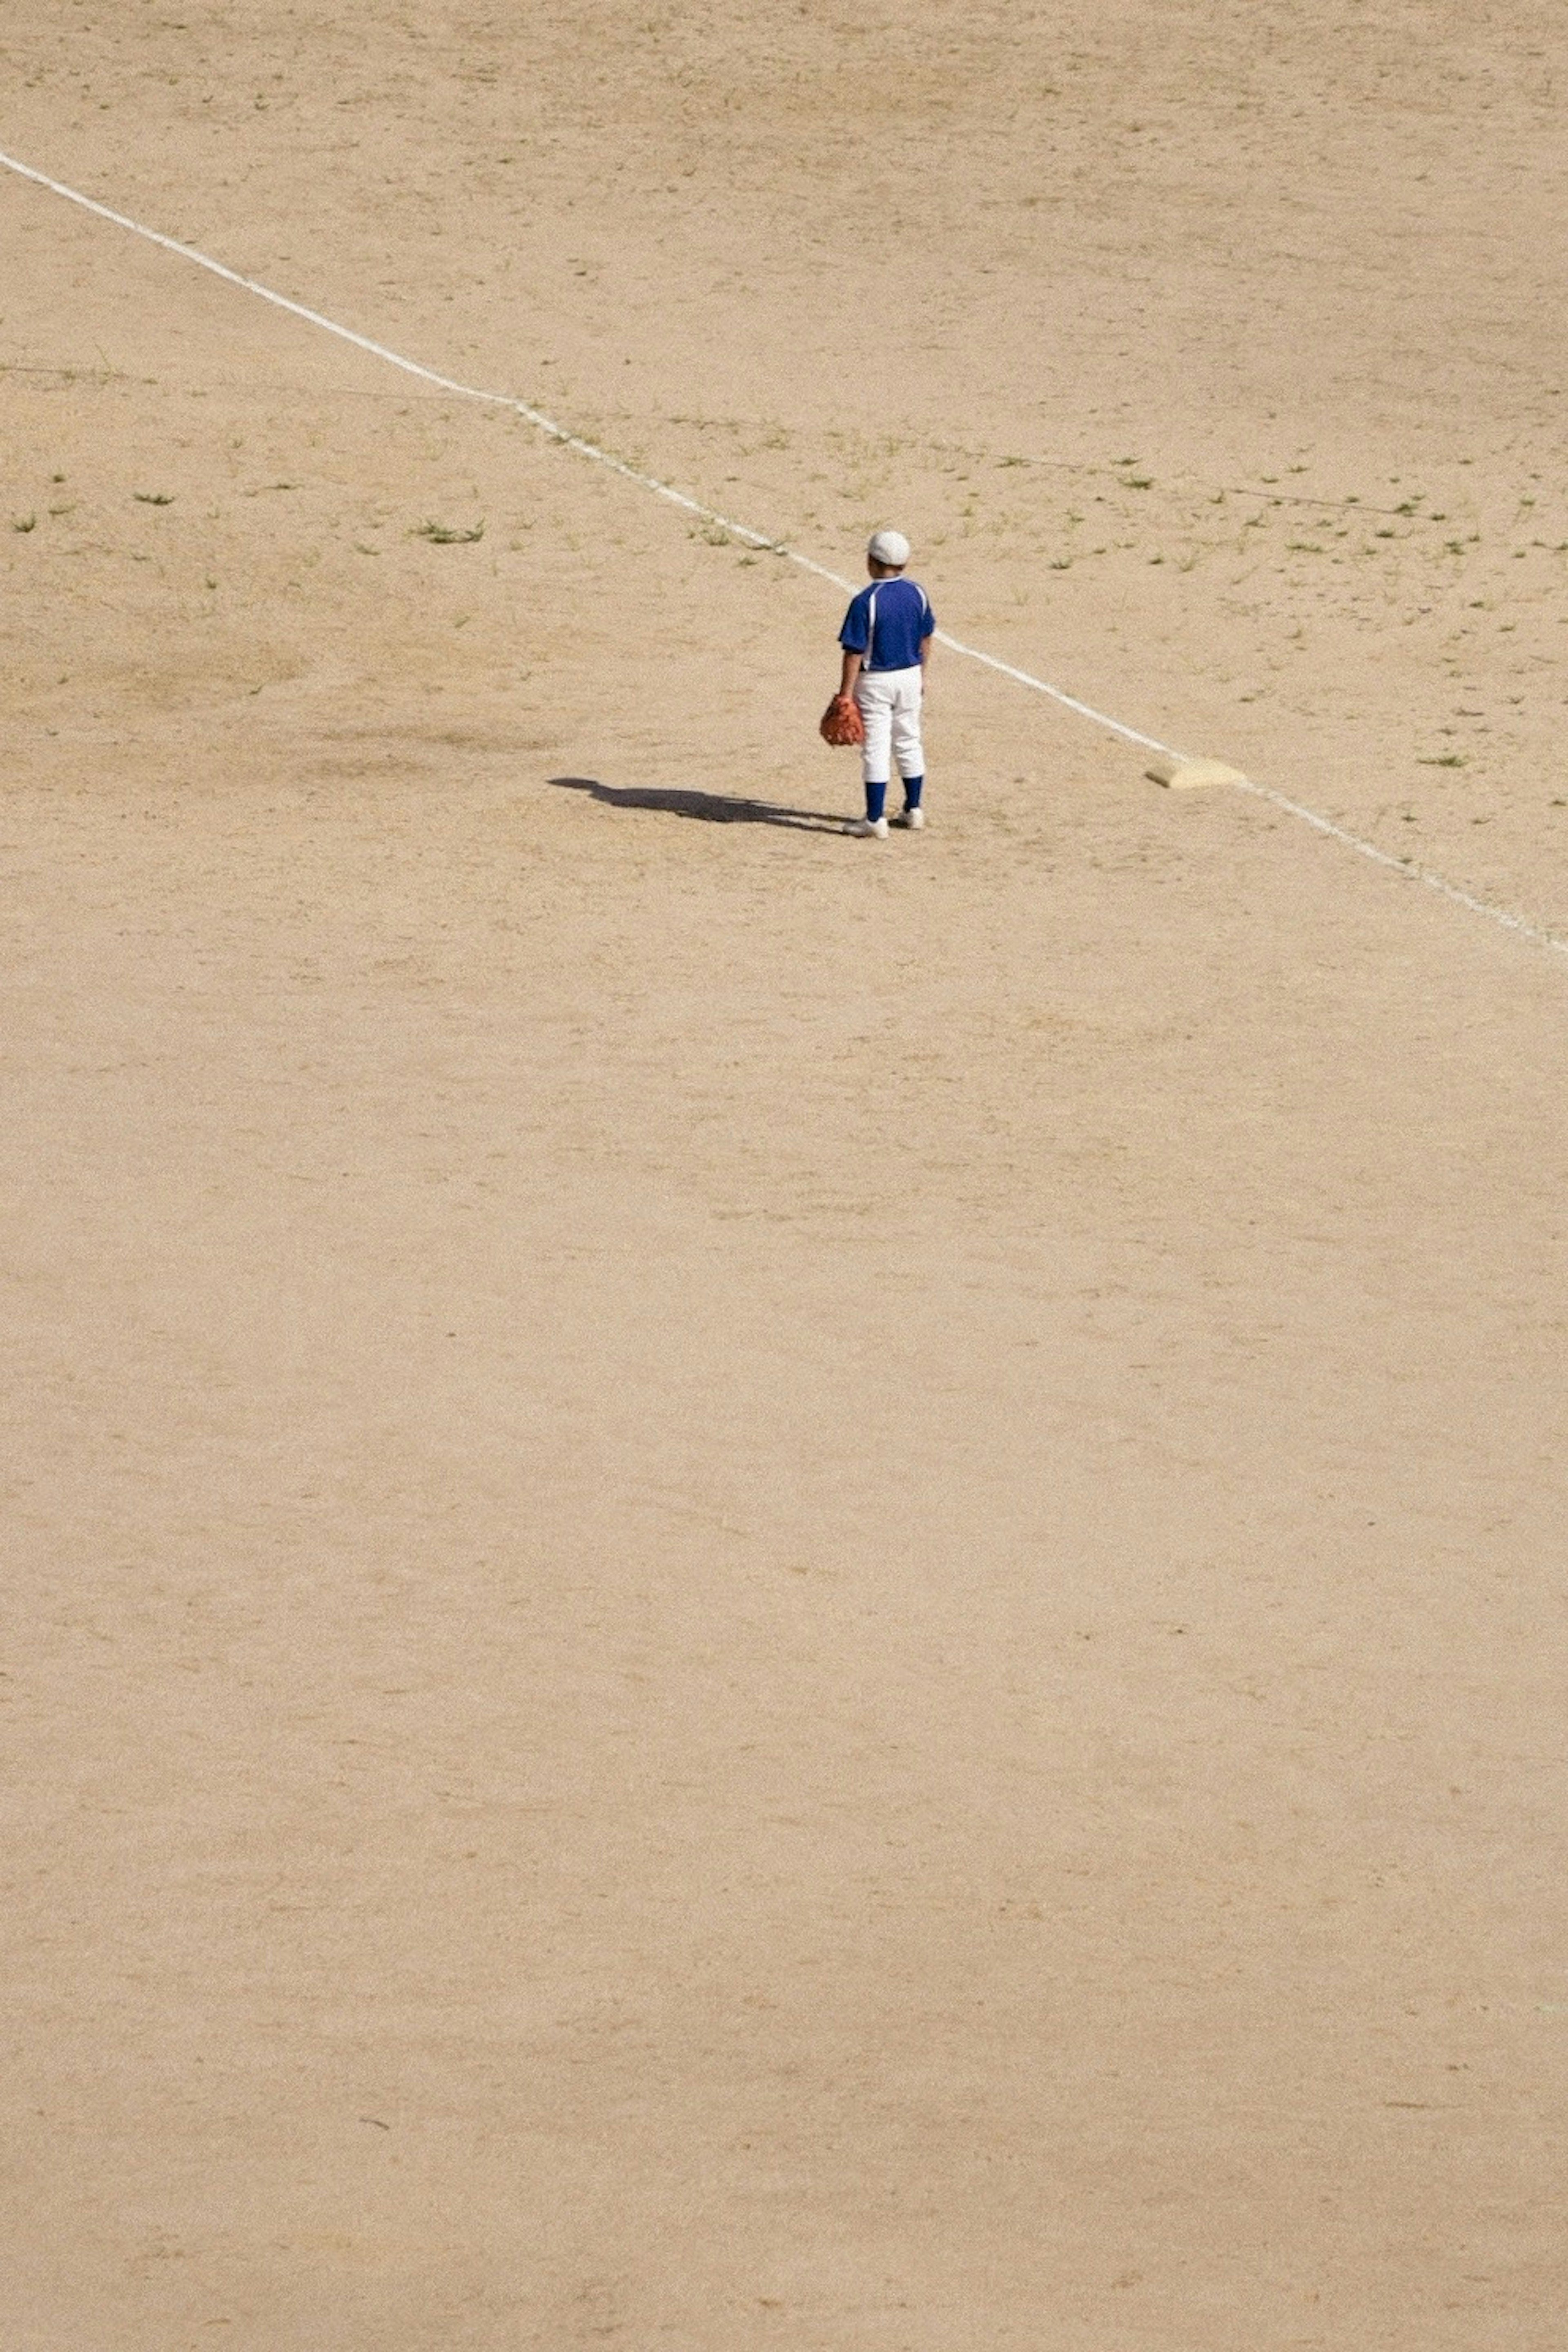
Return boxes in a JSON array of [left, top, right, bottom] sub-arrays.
[[853, 664, 925, 784]]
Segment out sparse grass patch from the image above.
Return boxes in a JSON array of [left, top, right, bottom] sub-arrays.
[[412, 519, 484, 543]]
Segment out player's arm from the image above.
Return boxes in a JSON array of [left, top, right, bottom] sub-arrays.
[[919, 631, 933, 682], [837, 599, 868, 698], [837, 584, 876, 698]]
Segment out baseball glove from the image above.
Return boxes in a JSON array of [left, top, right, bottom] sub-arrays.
[[819, 693, 864, 748]]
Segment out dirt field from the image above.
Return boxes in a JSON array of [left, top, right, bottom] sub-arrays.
[[4, 5, 1566, 2347]]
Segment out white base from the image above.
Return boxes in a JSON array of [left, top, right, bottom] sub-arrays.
[[1145, 754, 1248, 791]]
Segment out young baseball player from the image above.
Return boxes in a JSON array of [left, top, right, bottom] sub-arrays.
[[835, 529, 934, 838]]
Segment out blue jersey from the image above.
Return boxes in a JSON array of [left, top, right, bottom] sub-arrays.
[[839, 577, 935, 672]]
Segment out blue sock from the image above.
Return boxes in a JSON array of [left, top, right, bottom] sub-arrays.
[[902, 775, 924, 811], [865, 779, 888, 823]]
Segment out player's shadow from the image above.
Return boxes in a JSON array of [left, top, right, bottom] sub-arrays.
[[548, 776, 848, 833]]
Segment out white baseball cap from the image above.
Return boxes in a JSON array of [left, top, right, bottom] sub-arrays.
[[867, 528, 911, 567]]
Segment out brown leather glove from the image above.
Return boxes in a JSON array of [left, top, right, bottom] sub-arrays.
[[819, 693, 864, 748]]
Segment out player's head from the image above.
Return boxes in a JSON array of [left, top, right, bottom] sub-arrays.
[[867, 528, 910, 576]]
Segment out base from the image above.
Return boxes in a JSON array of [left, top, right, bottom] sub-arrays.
[[1145, 754, 1248, 791]]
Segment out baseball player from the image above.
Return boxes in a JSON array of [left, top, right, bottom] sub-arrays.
[[835, 529, 934, 837]]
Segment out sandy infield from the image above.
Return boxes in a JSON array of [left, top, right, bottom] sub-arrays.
[[3, 5, 1566, 2347]]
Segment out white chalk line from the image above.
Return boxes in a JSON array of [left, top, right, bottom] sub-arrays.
[[4, 145, 1565, 964]]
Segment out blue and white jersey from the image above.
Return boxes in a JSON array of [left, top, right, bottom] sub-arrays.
[[839, 577, 935, 672]]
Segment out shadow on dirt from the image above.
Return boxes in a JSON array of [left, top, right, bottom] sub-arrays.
[[548, 776, 849, 834]]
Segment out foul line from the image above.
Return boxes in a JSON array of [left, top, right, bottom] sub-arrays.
[[3, 146, 1565, 964]]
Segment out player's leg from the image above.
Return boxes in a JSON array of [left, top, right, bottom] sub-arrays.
[[889, 673, 927, 828], [853, 674, 893, 837]]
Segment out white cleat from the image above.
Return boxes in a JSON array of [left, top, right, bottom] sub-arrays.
[[853, 815, 890, 839], [893, 805, 926, 830]]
